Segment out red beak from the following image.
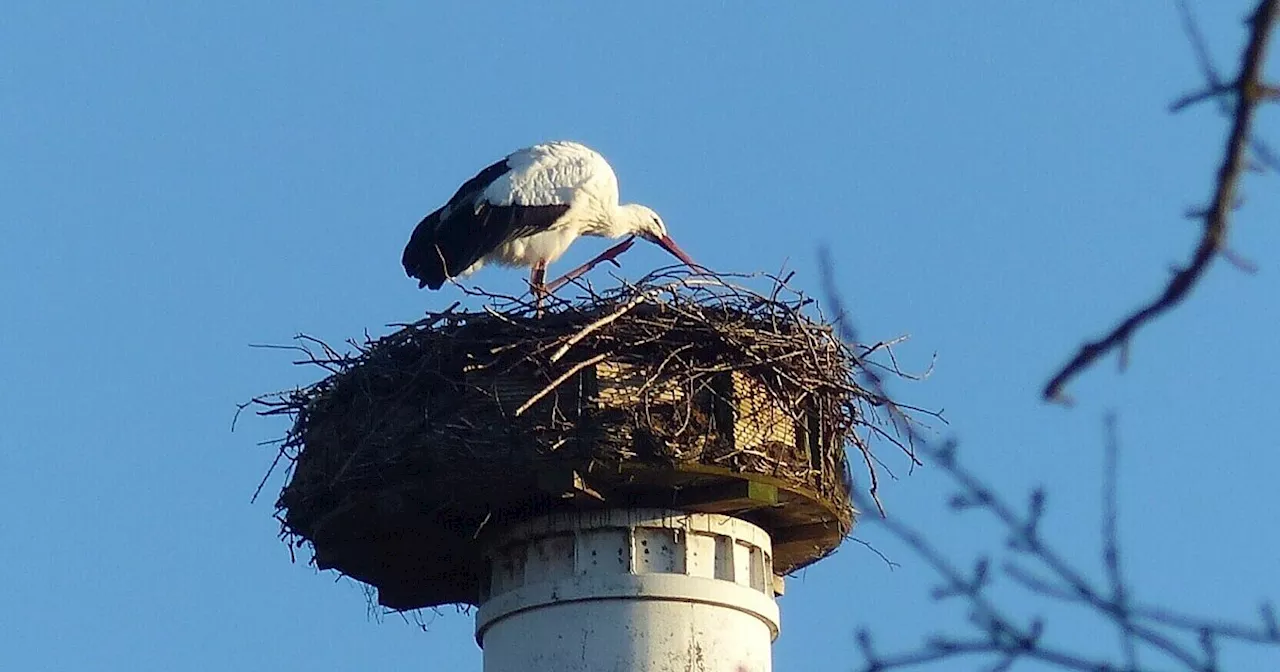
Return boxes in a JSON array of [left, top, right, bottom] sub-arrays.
[[654, 234, 700, 270]]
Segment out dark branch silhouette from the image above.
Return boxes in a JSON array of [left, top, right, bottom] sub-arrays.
[[817, 249, 1279, 671], [1043, 0, 1278, 402]]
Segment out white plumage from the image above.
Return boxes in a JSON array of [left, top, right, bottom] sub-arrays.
[[403, 141, 695, 294], [482, 141, 615, 208]]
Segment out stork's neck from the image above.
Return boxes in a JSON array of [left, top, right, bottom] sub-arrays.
[[597, 203, 650, 239]]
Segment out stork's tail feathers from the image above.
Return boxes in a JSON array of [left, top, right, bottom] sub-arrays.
[[402, 210, 448, 290]]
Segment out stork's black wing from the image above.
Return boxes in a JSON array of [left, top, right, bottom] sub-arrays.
[[402, 158, 506, 289], [402, 158, 570, 289]]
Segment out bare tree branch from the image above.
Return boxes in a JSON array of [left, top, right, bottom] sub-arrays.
[[1043, 0, 1279, 402], [818, 255, 1279, 670]]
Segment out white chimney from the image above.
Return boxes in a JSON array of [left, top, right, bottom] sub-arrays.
[[476, 508, 781, 672]]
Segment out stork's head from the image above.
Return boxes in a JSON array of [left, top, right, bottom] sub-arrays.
[[619, 204, 698, 269]]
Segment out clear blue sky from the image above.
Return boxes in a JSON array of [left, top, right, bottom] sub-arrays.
[[2, 3, 1277, 670]]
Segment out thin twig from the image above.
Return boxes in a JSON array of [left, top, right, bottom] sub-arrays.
[[514, 352, 611, 417], [1103, 413, 1138, 669], [549, 291, 650, 363]]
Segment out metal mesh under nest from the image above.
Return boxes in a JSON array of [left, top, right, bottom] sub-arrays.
[[247, 269, 890, 610]]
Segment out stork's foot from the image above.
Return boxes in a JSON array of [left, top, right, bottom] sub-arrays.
[[545, 236, 637, 293]]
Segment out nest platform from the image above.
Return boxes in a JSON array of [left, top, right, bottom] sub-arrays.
[[252, 271, 877, 611]]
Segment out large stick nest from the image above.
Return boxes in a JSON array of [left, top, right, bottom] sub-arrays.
[[246, 269, 921, 610]]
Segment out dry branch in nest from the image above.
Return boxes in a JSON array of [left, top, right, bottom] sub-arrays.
[[245, 268, 928, 610]]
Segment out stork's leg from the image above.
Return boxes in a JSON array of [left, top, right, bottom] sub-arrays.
[[530, 260, 547, 313], [545, 236, 637, 293]]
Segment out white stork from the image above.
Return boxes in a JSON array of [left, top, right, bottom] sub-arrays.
[[402, 141, 697, 296]]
